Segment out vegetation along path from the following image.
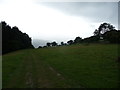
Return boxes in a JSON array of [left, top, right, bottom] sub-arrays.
[[3, 44, 120, 88]]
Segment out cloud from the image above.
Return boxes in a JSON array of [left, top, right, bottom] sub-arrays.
[[39, 2, 118, 28], [0, 1, 95, 39]]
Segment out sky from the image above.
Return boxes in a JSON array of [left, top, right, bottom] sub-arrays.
[[0, 0, 119, 48]]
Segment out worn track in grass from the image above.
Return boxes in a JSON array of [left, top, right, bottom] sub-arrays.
[[2, 44, 120, 88]]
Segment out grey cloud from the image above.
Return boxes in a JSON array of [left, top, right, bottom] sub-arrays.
[[40, 2, 118, 28]]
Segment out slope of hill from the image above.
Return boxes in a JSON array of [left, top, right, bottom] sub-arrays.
[[2, 44, 119, 88]]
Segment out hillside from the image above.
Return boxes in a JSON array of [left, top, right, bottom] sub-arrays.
[[2, 44, 120, 88]]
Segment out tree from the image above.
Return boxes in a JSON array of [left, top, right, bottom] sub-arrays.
[[103, 30, 120, 43], [2, 21, 34, 54], [46, 42, 51, 47], [92, 22, 120, 43], [43, 46, 47, 48], [61, 42, 64, 46], [74, 37, 82, 44], [82, 36, 99, 43], [67, 40, 73, 45], [51, 41, 57, 46], [93, 29, 99, 36], [38, 46, 42, 48], [94, 23, 116, 39]]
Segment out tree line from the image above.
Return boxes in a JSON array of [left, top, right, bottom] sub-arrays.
[[1, 21, 120, 53], [1, 21, 34, 54], [38, 22, 120, 48]]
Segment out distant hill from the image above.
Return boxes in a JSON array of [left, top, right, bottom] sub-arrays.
[[32, 39, 50, 48]]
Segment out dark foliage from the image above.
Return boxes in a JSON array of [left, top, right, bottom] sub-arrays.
[[61, 42, 64, 45], [45, 41, 58, 47], [93, 23, 115, 39], [46, 42, 51, 47], [89, 22, 119, 44], [38, 46, 42, 48], [74, 37, 82, 44], [82, 36, 99, 43], [83, 30, 120, 44], [103, 30, 120, 43], [51, 41, 58, 46], [2, 21, 34, 54], [67, 40, 74, 45], [117, 57, 120, 63], [43, 46, 47, 48]]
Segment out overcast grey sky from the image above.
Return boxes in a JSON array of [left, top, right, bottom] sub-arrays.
[[40, 2, 118, 23], [40, 2, 118, 27], [0, 0, 119, 47]]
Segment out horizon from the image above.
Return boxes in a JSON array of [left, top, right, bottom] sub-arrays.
[[0, 0, 118, 48]]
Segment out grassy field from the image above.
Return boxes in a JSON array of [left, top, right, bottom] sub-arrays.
[[2, 44, 120, 88]]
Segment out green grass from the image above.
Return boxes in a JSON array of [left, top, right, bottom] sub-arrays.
[[2, 44, 120, 88]]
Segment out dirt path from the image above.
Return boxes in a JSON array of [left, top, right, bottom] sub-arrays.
[[28, 51, 71, 88], [3, 50, 80, 88]]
